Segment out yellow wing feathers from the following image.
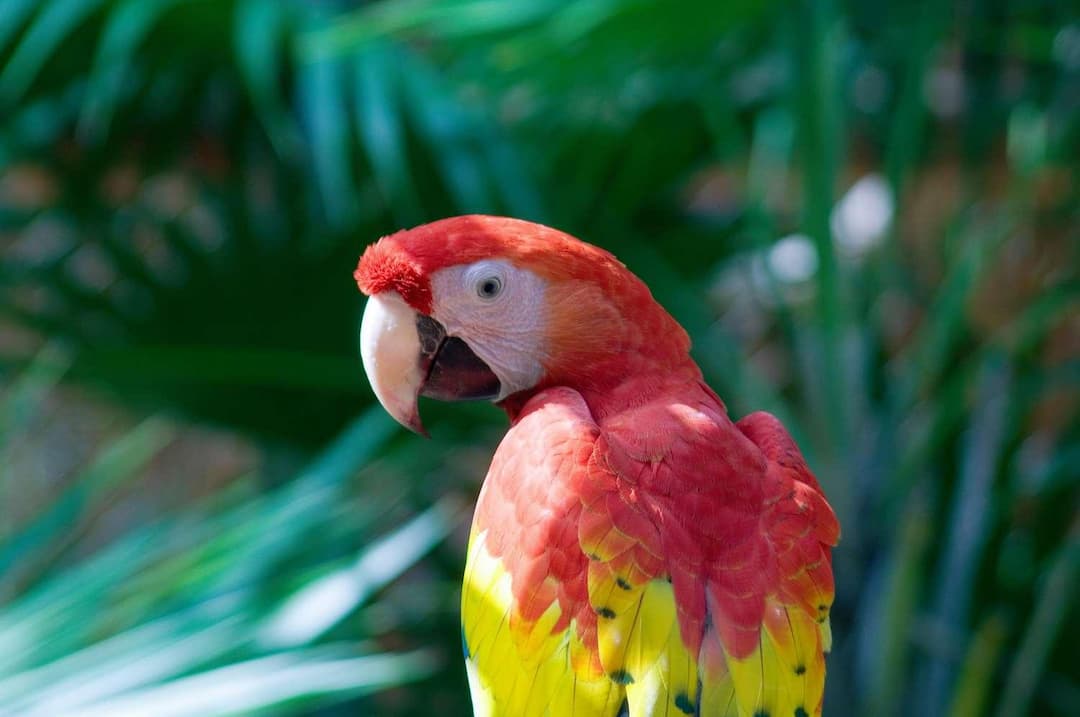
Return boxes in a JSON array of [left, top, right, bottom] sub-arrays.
[[721, 598, 828, 717], [589, 564, 700, 716], [464, 528, 830, 716], [462, 530, 623, 717]]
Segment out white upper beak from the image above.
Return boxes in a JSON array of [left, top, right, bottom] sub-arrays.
[[359, 292, 427, 435]]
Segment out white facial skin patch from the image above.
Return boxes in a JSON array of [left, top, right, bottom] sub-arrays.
[[428, 259, 548, 400]]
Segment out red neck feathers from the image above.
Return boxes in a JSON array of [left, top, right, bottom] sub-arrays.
[[509, 268, 700, 421]]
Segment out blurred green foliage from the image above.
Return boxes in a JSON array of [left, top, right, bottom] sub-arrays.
[[0, 0, 1076, 715]]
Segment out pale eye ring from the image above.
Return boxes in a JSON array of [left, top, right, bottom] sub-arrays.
[[476, 275, 503, 299]]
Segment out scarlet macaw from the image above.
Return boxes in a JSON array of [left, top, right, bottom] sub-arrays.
[[355, 215, 839, 717]]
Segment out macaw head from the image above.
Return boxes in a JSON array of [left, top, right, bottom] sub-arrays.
[[354, 215, 693, 434]]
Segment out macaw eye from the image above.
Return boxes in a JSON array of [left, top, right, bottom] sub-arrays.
[[476, 276, 503, 299]]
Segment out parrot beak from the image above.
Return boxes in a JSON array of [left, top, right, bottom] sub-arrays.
[[360, 292, 501, 436]]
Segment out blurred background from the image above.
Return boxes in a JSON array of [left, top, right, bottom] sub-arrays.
[[0, 0, 1076, 715]]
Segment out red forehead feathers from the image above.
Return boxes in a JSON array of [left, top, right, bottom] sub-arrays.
[[354, 239, 433, 314]]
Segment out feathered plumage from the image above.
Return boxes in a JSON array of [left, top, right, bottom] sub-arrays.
[[356, 215, 839, 716]]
